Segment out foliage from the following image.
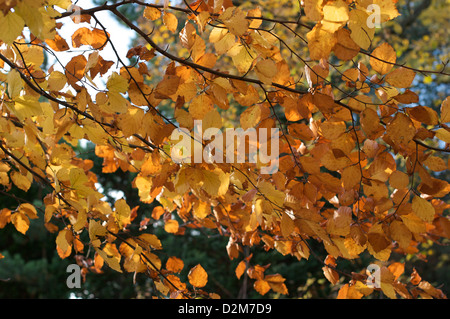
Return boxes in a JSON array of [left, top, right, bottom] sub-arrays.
[[0, 0, 449, 299]]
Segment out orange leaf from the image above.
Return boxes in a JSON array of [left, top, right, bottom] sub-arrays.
[[45, 32, 69, 51], [388, 262, 405, 280], [254, 279, 271, 295], [163, 12, 178, 32], [166, 256, 184, 273], [235, 260, 246, 280], [188, 264, 208, 288], [164, 219, 179, 234]]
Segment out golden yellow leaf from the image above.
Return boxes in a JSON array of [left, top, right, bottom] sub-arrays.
[[10, 171, 32, 192], [143, 7, 161, 20], [11, 212, 29, 235], [321, 0, 349, 33], [9, 96, 43, 122], [107, 72, 129, 94], [353, 281, 374, 296], [0, 11, 25, 44], [362, 0, 400, 22], [228, 44, 256, 74], [306, 24, 337, 60], [304, 0, 324, 21], [202, 109, 222, 132], [88, 219, 107, 244], [401, 213, 426, 234], [347, 7, 374, 50], [240, 104, 261, 130], [385, 67, 416, 88], [441, 96, 450, 123], [381, 282, 397, 299], [47, 71, 67, 92], [18, 203, 38, 220], [370, 43, 396, 75], [214, 32, 235, 55], [220, 7, 249, 37], [193, 200, 209, 219], [189, 94, 213, 120], [7, 69, 23, 99], [389, 220, 412, 250], [201, 168, 230, 198], [138, 233, 162, 250], [56, 228, 73, 254], [333, 28, 359, 61], [434, 128, 450, 143], [98, 244, 122, 273], [412, 196, 435, 223], [163, 12, 178, 32], [154, 281, 170, 296], [188, 264, 208, 288], [255, 59, 277, 85]]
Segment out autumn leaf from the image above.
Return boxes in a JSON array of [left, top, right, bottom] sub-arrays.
[[411, 196, 435, 223], [188, 264, 208, 288], [163, 12, 178, 32], [385, 67, 416, 88], [323, 266, 339, 285], [0, 11, 24, 44], [220, 7, 249, 37], [307, 24, 337, 60], [11, 212, 29, 235], [0, 0, 447, 301], [370, 43, 396, 75], [166, 256, 184, 273], [254, 279, 271, 295], [143, 7, 161, 21], [441, 97, 450, 123], [164, 219, 179, 234], [347, 7, 374, 50], [385, 113, 416, 146]]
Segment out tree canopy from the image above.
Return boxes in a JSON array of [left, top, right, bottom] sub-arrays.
[[0, 0, 449, 299]]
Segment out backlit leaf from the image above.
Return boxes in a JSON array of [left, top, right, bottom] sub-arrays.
[[370, 43, 396, 75], [188, 264, 208, 288]]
